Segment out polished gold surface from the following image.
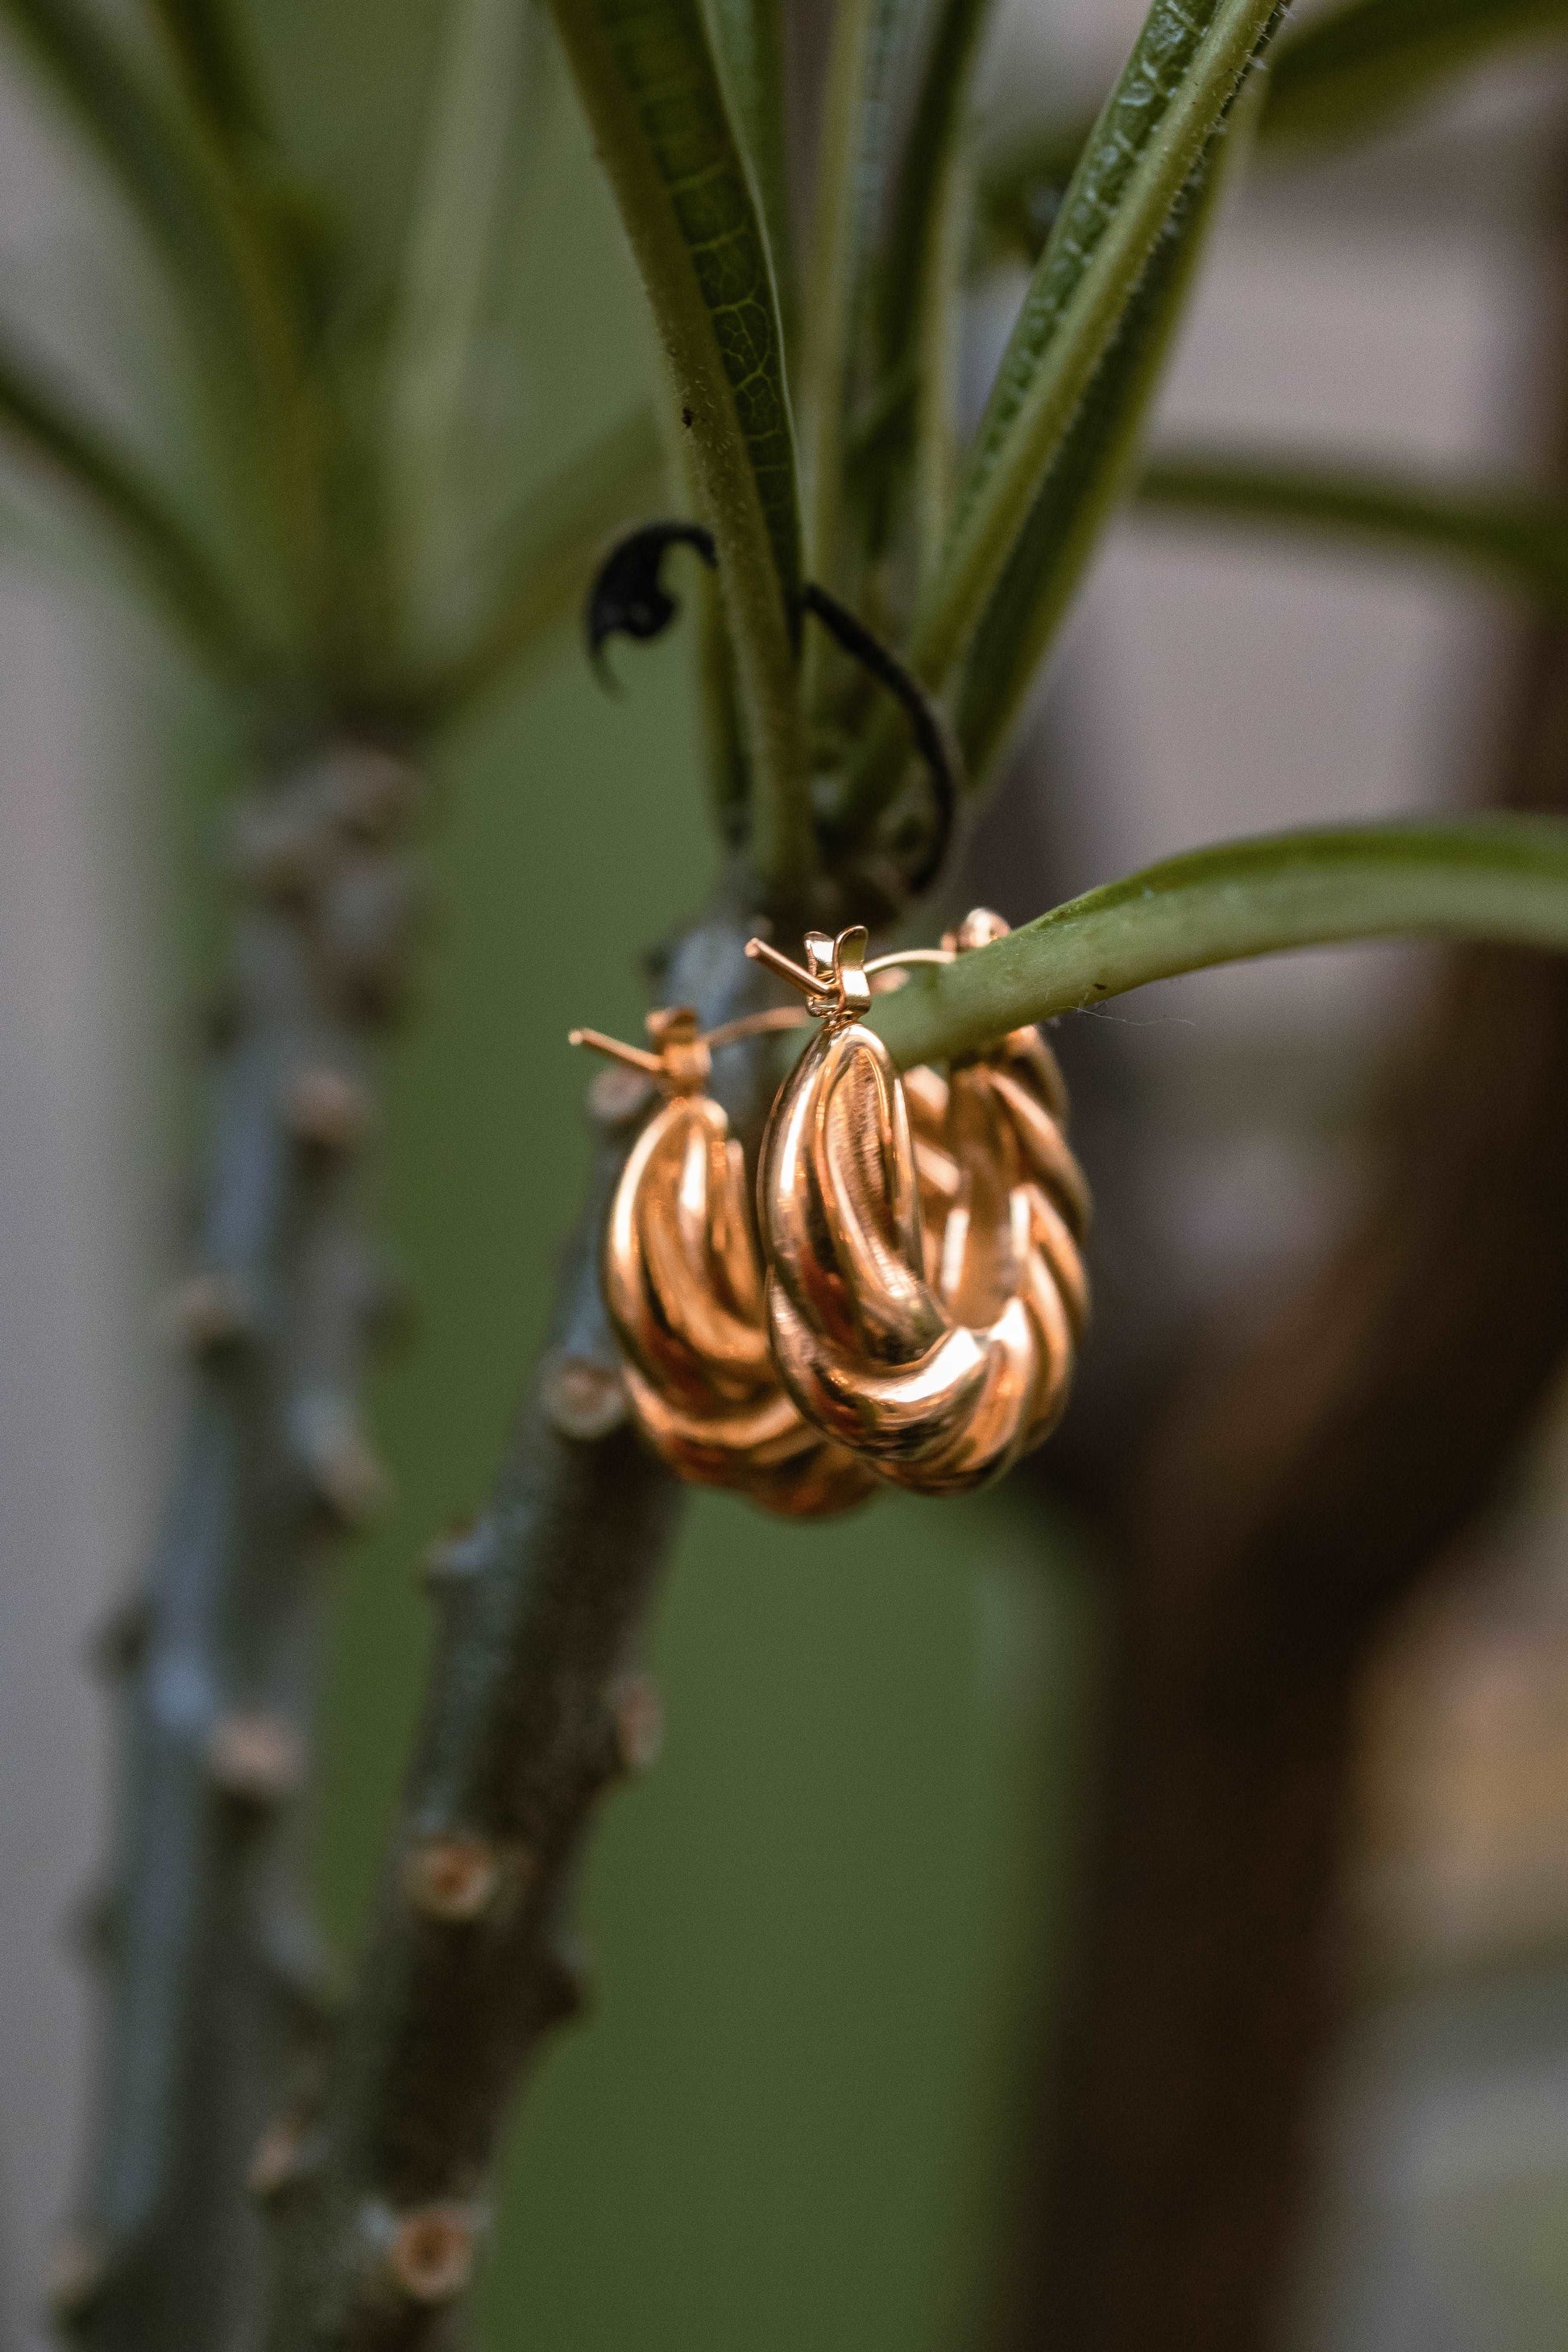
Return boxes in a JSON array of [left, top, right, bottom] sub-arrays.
[[571, 1007, 876, 1517], [750, 917, 1090, 1496]]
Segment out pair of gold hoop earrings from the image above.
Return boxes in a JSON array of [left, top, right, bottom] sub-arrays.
[[570, 911, 1089, 1515]]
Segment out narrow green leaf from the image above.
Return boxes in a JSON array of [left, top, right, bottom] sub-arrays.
[[1, 0, 246, 315], [548, 0, 811, 888], [869, 818, 1568, 1068], [0, 323, 266, 678], [977, 0, 1568, 268], [143, 0, 265, 143], [386, 0, 535, 657], [706, 0, 794, 346], [408, 408, 669, 716], [911, 0, 1285, 698], [1267, 0, 1568, 146], [952, 139, 1229, 788], [799, 0, 911, 594], [1135, 450, 1568, 605], [0, 0, 325, 626], [877, 0, 998, 584]]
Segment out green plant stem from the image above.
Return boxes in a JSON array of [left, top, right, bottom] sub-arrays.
[[547, 0, 811, 896], [59, 745, 423, 2352], [1136, 449, 1568, 604], [869, 816, 1568, 1066], [262, 907, 784, 2351]]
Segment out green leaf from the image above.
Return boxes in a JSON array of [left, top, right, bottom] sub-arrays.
[[869, 818, 1568, 1068], [877, 0, 999, 584], [706, 0, 794, 346], [977, 0, 1568, 267], [952, 138, 1230, 788], [909, 0, 1286, 699], [0, 0, 325, 627], [548, 0, 811, 890], [143, 0, 265, 143], [798, 0, 911, 595], [408, 407, 670, 716], [386, 0, 539, 657], [1135, 450, 1568, 605], [0, 0, 254, 328], [1267, 0, 1568, 146], [0, 321, 268, 678]]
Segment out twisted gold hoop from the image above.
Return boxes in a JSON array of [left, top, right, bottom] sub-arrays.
[[570, 1007, 877, 1517], [749, 916, 1090, 1496]]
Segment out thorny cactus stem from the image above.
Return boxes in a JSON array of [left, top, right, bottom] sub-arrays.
[[262, 906, 782, 2351], [56, 742, 425, 2352]]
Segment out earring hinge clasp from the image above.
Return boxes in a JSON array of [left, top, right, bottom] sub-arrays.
[[744, 934, 955, 1019]]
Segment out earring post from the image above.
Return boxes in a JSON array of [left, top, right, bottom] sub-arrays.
[[567, 1028, 666, 1075], [744, 938, 823, 998]]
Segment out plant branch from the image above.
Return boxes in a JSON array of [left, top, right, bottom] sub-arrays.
[[55, 745, 426, 2352], [547, 0, 811, 894], [869, 815, 1568, 1066], [262, 906, 786, 2350], [1136, 446, 1568, 604]]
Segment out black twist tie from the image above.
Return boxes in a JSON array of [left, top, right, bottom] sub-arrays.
[[585, 521, 716, 691], [584, 522, 960, 891]]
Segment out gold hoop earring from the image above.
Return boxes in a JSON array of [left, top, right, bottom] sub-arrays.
[[570, 1006, 877, 1517], [747, 916, 1089, 1496]]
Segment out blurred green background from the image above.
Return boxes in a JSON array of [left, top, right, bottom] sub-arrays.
[[139, 10, 1104, 2345]]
